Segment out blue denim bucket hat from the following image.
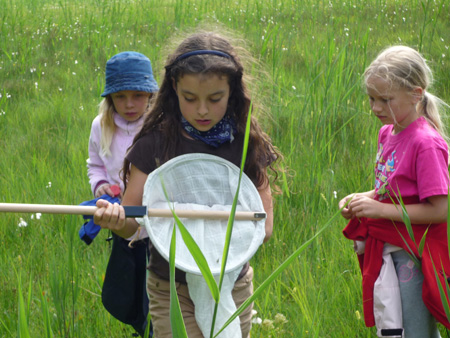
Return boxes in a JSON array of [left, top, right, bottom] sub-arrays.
[[101, 51, 159, 97]]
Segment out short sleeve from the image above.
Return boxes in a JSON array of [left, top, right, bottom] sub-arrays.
[[126, 133, 160, 175], [416, 144, 449, 201]]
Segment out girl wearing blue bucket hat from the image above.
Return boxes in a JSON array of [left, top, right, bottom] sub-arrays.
[[86, 51, 158, 337], [87, 51, 159, 198]]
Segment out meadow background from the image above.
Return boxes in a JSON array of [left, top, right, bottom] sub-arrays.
[[1, 0, 450, 337]]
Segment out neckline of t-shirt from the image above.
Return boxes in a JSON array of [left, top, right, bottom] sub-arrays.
[[386, 117, 424, 143]]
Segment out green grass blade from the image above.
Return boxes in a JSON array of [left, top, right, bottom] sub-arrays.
[[173, 213, 220, 302], [27, 275, 33, 321], [169, 226, 188, 338], [160, 177, 220, 303], [392, 223, 421, 269], [418, 226, 430, 258], [39, 286, 54, 338], [399, 202, 415, 245], [214, 209, 342, 337], [281, 167, 290, 198], [143, 311, 152, 338], [211, 102, 253, 337], [0, 317, 12, 337], [429, 248, 450, 321], [390, 189, 416, 246], [17, 274, 31, 338], [219, 101, 252, 288], [389, 188, 421, 267]]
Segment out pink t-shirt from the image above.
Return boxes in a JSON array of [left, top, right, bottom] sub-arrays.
[[374, 117, 449, 202]]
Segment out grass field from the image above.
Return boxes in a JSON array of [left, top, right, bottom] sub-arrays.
[[1, 0, 450, 336]]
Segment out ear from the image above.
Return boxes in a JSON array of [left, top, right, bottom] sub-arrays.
[[171, 77, 177, 92], [412, 87, 424, 104]]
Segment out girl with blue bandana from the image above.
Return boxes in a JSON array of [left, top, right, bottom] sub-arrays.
[[93, 31, 283, 337]]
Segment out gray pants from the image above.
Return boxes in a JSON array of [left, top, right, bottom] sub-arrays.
[[391, 250, 441, 338]]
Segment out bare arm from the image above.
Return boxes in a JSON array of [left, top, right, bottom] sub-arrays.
[[258, 181, 274, 243], [348, 194, 448, 224], [93, 165, 148, 238]]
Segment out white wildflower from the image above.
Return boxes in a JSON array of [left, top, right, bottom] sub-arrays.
[[18, 218, 28, 227], [252, 317, 262, 325]]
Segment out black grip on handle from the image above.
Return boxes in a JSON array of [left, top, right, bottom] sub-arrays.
[[254, 212, 267, 220], [123, 206, 147, 217]]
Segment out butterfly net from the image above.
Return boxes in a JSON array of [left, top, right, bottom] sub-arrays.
[[139, 153, 266, 275]]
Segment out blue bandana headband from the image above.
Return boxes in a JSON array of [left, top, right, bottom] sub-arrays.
[[181, 116, 237, 148]]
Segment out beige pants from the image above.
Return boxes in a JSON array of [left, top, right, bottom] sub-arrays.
[[147, 266, 254, 338]]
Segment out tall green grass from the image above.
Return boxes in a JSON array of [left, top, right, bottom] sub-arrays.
[[1, 0, 450, 336]]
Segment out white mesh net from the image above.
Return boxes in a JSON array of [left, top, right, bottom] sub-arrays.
[[140, 153, 266, 275]]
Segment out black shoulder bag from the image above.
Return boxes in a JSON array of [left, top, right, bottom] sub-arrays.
[[101, 232, 152, 337]]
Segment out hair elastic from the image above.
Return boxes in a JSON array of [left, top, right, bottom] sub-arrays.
[[175, 50, 231, 62], [166, 50, 232, 70]]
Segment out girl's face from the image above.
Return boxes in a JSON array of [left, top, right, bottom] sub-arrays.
[[111, 90, 152, 122], [366, 76, 422, 134], [173, 73, 230, 132]]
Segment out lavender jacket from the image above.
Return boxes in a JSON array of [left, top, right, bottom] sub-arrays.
[[86, 113, 144, 196]]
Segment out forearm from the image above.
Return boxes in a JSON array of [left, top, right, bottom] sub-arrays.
[[113, 165, 148, 238], [258, 181, 273, 242], [379, 201, 448, 224], [263, 206, 273, 243], [113, 217, 140, 238], [87, 161, 108, 195]]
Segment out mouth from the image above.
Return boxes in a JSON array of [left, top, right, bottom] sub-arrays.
[[196, 119, 211, 126]]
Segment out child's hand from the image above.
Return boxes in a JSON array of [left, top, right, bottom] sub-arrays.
[[93, 199, 126, 231], [339, 193, 355, 219], [95, 183, 122, 198], [347, 195, 381, 219]]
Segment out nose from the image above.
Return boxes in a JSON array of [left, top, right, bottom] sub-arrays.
[[125, 97, 134, 108], [198, 100, 208, 116], [371, 100, 382, 113]]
